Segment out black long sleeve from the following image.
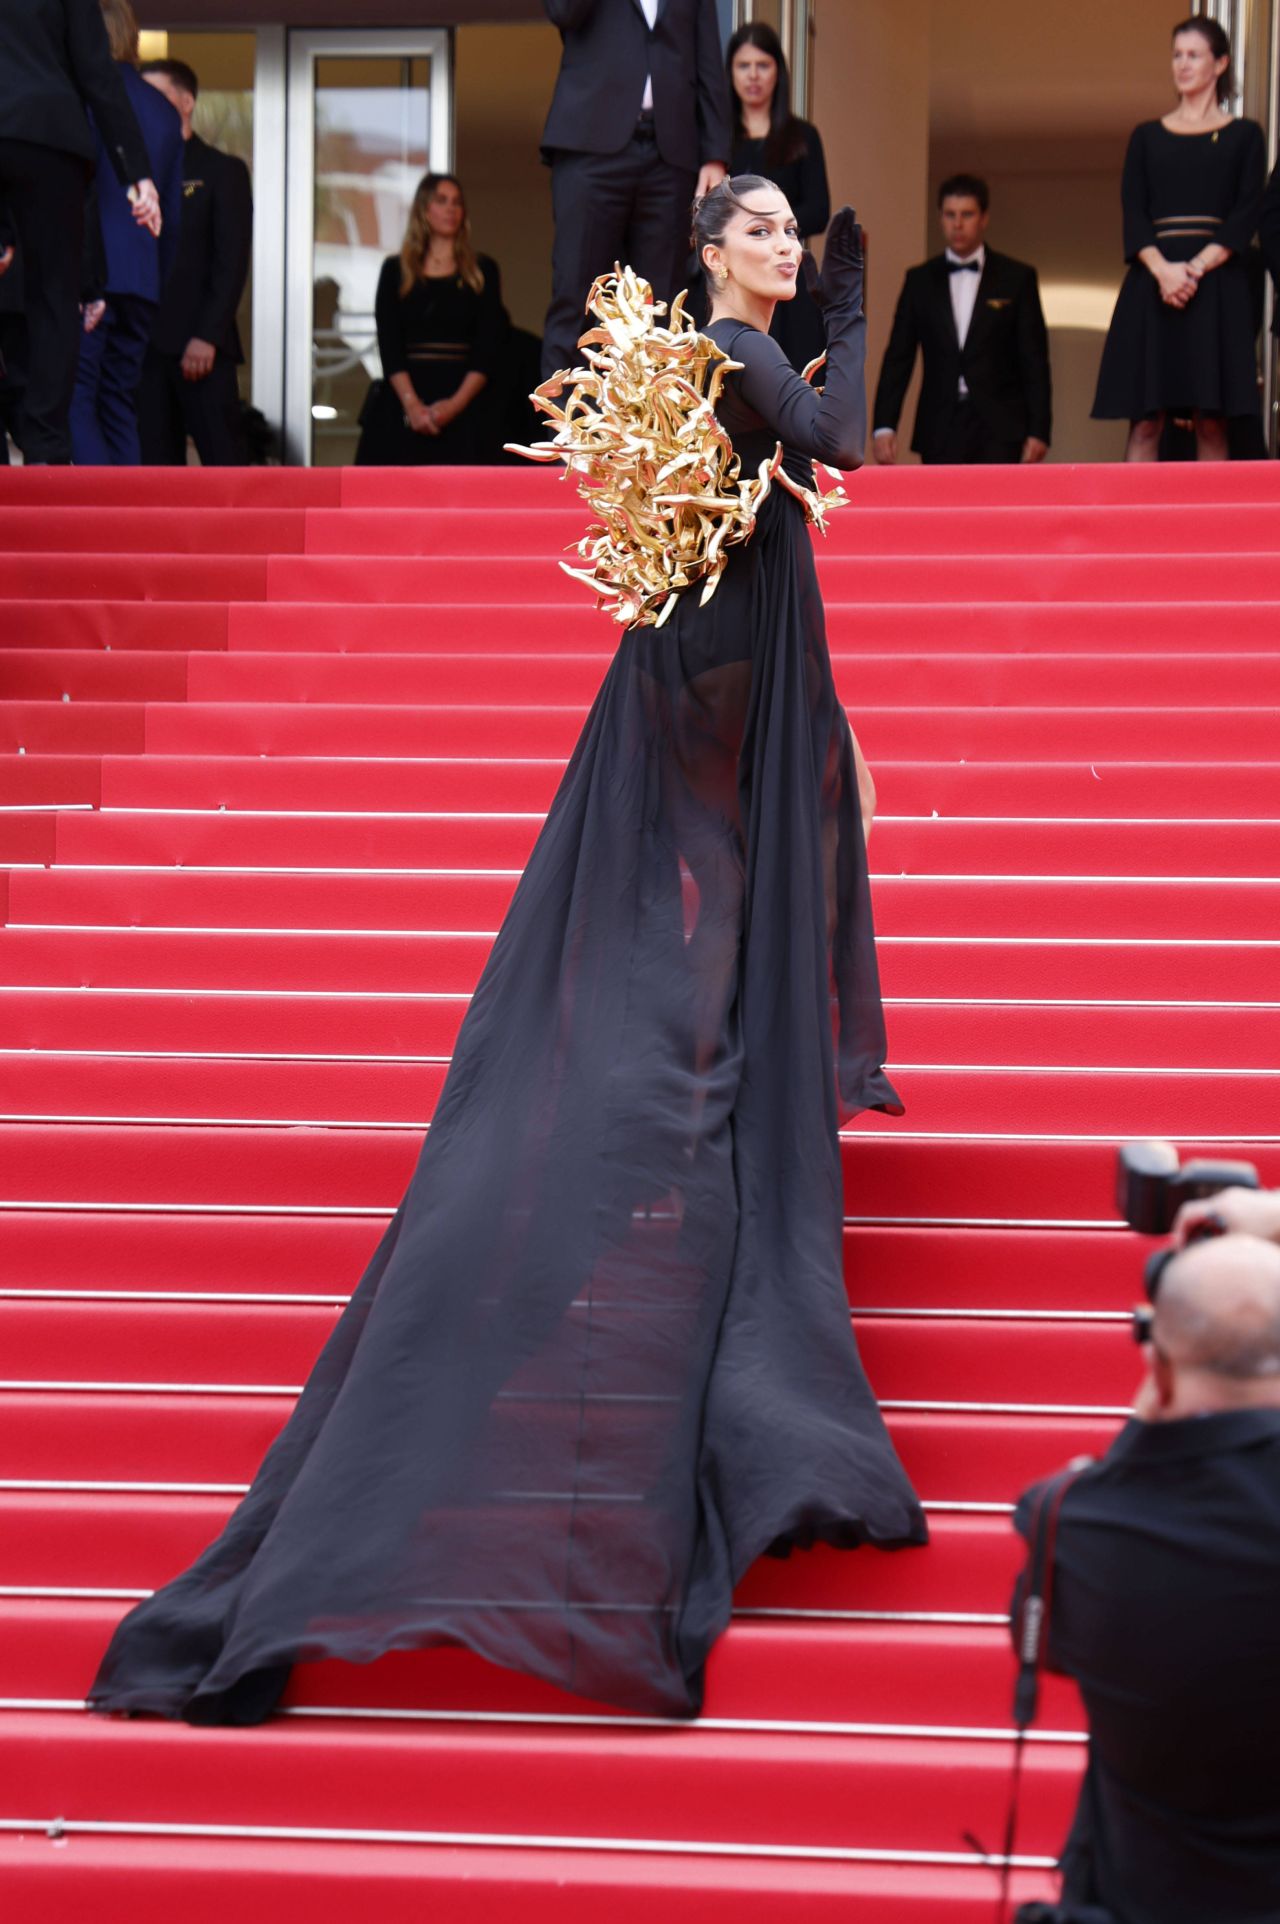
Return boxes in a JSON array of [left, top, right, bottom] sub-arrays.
[[1121, 125, 1157, 263], [694, 0, 732, 165], [65, 0, 149, 186], [871, 275, 921, 433], [790, 123, 830, 241], [1217, 118, 1266, 253], [468, 256, 508, 379], [1015, 266, 1052, 445], [373, 256, 407, 378], [194, 154, 252, 348], [720, 250, 867, 470], [1260, 161, 1280, 288]]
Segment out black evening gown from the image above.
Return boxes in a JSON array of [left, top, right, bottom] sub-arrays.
[[1093, 117, 1266, 422], [355, 252, 508, 465], [688, 120, 830, 373], [88, 222, 928, 1727]]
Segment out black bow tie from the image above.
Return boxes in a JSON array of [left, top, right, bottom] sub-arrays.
[[947, 259, 980, 274]]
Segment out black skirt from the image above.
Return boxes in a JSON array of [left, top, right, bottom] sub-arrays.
[[1092, 249, 1261, 421]]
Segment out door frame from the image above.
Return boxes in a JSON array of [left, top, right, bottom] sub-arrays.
[[276, 27, 452, 465]]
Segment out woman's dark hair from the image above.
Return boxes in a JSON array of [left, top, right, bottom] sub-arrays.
[[691, 173, 777, 290], [725, 23, 807, 168], [1171, 15, 1234, 104], [937, 172, 990, 213]]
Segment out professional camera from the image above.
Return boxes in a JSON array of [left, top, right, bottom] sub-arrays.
[[1117, 1140, 1261, 1299]]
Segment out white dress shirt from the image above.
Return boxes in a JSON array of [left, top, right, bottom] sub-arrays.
[[639, 0, 657, 112], [946, 243, 985, 397]]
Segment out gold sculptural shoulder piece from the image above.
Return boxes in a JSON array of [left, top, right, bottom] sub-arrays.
[[506, 267, 845, 631]]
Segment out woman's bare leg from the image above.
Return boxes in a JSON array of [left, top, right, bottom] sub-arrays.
[[1125, 412, 1164, 462], [1193, 411, 1228, 461]]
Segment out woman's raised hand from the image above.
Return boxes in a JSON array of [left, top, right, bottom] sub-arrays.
[[812, 207, 864, 309]]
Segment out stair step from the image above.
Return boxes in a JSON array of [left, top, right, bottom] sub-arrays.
[[0, 1825, 1061, 1923], [3, 987, 1273, 1070], [0, 1212, 1140, 1312], [3, 924, 1276, 1004], [0, 1599, 1084, 1732], [50, 808, 1280, 878]]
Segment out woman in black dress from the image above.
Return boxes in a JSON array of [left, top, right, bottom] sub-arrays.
[[1093, 17, 1265, 459], [88, 180, 925, 1727], [688, 23, 829, 373], [355, 172, 507, 465]]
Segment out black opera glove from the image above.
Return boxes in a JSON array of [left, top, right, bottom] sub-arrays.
[[803, 206, 864, 311]]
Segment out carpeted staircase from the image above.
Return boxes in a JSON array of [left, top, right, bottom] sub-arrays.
[[1, 458, 1277, 1920]]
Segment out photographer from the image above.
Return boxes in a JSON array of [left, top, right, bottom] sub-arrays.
[[1013, 1232, 1280, 1924]]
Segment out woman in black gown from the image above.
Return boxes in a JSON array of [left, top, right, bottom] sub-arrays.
[[88, 181, 926, 1727], [1093, 17, 1265, 459], [688, 24, 829, 374], [355, 172, 507, 466]]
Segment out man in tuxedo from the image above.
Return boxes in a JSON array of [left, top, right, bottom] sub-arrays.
[[0, 0, 159, 463], [137, 60, 252, 465], [1013, 1233, 1280, 1924], [872, 174, 1051, 465], [539, 0, 731, 382]]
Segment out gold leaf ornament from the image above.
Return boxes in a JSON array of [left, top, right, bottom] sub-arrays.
[[505, 267, 847, 630]]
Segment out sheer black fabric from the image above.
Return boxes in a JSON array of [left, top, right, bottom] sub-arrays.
[[89, 240, 928, 1727]]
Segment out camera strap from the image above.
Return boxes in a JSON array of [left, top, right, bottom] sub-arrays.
[[995, 1462, 1089, 1924]]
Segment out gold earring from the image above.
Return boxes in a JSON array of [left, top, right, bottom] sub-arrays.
[[715, 270, 728, 288]]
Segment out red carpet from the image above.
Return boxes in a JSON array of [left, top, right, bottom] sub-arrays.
[[1, 459, 1278, 1919]]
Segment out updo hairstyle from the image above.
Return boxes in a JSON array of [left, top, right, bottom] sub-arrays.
[[690, 174, 778, 292]]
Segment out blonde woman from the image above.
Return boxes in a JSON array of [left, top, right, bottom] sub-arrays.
[[355, 172, 507, 464]]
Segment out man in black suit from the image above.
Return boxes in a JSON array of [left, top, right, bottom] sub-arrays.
[[1013, 1231, 1280, 1924], [137, 60, 252, 466], [540, 0, 732, 382], [0, 0, 159, 463], [872, 173, 1051, 466]]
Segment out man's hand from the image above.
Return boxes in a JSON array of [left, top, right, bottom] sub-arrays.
[[695, 161, 727, 201], [181, 338, 217, 382], [127, 180, 163, 237], [1021, 436, 1048, 463], [1174, 1187, 1280, 1247], [82, 300, 107, 334], [872, 430, 897, 465], [0, 245, 13, 279]]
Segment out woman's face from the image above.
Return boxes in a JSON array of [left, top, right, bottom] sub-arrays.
[[1171, 30, 1228, 101], [426, 179, 465, 239], [706, 191, 802, 303], [731, 42, 778, 115]]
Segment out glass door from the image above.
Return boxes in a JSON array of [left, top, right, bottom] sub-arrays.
[[284, 30, 451, 465]]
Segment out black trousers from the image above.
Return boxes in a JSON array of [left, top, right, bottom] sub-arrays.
[[0, 311, 26, 463], [0, 138, 91, 464], [137, 347, 248, 466], [924, 397, 1024, 465], [542, 122, 696, 382]]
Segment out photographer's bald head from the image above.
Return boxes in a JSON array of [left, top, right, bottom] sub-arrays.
[[1142, 1234, 1280, 1420]]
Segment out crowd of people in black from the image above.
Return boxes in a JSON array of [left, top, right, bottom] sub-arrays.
[[5, 2, 1280, 466]]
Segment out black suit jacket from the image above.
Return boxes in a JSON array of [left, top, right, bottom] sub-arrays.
[[151, 134, 252, 361], [872, 248, 1052, 456], [540, 0, 731, 174], [1259, 160, 1280, 335], [1014, 1411, 1280, 1924], [0, 0, 149, 187]]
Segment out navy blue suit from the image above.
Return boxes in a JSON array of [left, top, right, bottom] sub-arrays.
[[72, 64, 183, 464]]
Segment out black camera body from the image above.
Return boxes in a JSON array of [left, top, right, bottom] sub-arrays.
[[1116, 1141, 1261, 1299]]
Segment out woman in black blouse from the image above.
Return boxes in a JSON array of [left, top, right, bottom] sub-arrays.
[[1093, 17, 1265, 460], [356, 172, 507, 465], [688, 22, 829, 371]]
